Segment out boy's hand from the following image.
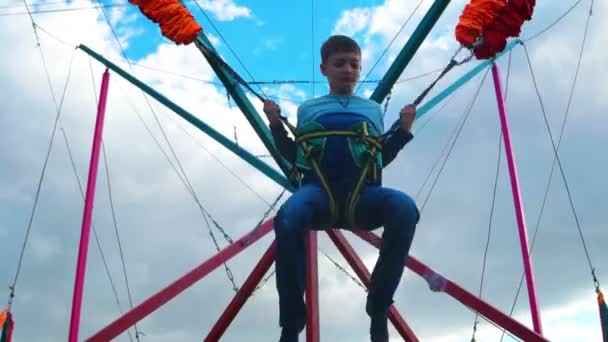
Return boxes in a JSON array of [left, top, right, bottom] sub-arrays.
[[399, 104, 416, 134], [263, 100, 282, 127]]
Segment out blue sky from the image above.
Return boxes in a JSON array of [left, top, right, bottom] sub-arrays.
[[1, 0, 607, 341], [102, 0, 432, 97], [112, 0, 376, 86]]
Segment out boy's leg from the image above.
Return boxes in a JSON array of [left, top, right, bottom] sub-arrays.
[[352, 185, 419, 340], [274, 183, 330, 338]]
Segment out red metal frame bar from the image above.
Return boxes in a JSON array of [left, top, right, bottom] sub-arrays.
[[87, 217, 547, 341], [327, 230, 419, 341], [305, 231, 320, 342], [205, 241, 276, 341], [87, 219, 275, 341], [353, 231, 548, 342]]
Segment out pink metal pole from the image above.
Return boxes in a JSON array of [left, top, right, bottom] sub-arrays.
[[327, 230, 418, 341], [87, 219, 274, 341], [205, 241, 276, 341], [599, 290, 608, 342], [354, 231, 548, 342], [491, 63, 542, 333], [305, 231, 320, 342], [68, 69, 111, 342]]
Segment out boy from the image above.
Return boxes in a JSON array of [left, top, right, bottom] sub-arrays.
[[263, 35, 419, 342]]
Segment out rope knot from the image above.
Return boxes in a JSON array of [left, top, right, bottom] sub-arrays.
[[593, 268, 601, 292]]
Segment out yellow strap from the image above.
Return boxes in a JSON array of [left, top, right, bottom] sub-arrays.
[[281, 118, 339, 225], [280, 117, 382, 227], [299, 139, 339, 225], [297, 131, 357, 142], [346, 145, 379, 227], [296, 131, 383, 150]]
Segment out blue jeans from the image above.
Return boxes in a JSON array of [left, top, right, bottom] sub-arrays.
[[274, 183, 419, 331]]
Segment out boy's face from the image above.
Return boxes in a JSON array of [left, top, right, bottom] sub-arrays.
[[320, 51, 361, 95]]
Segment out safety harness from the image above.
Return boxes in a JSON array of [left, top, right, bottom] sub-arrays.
[[280, 118, 383, 228]]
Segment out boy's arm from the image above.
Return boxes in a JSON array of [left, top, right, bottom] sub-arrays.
[[381, 104, 416, 167], [269, 122, 297, 164], [382, 128, 413, 166], [263, 100, 297, 164]]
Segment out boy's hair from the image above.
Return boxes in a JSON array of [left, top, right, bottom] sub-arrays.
[[320, 35, 361, 64]]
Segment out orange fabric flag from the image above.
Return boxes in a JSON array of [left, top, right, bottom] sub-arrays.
[[455, 0, 536, 59], [129, 0, 202, 45]]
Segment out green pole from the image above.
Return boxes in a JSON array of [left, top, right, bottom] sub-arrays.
[[79, 39, 519, 194], [196, 33, 293, 179], [78, 44, 294, 191], [371, 0, 452, 104], [415, 40, 520, 121]]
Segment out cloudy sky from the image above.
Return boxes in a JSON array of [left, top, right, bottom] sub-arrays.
[[0, 0, 606, 341]]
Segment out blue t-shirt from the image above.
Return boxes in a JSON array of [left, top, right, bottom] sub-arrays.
[[297, 94, 383, 132]]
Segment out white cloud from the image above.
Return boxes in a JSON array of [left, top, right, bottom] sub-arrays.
[[192, 0, 252, 21], [1, 2, 280, 341], [1, 1, 607, 342], [428, 291, 604, 341], [367, 0, 433, 38], [253, 37, 282, 56], [326, 0, 608, 341], [332, 7, 372, 37], [206, 32, 222, 47], [263, 38, 281, 50], [29, 234, 64, 263]]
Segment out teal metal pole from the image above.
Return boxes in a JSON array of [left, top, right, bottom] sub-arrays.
[[78, 44, 293, 191], [177, 0, 291, 178], [371, 0, 452, 103], [79, 40, 519, 195], [196, 33, 293, 179], [414, 40, 520, 121]]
